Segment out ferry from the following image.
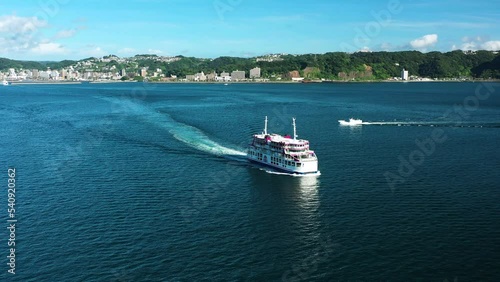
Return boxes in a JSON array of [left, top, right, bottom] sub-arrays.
[[338, 118, 363, 126], [247, 117, 318, 174], [2, 80, 9, 86]]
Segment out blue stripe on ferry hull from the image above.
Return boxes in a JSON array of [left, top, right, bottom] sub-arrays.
[[248, 159, 317, 175]]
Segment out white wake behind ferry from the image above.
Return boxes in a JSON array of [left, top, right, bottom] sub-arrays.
[[247, 117, 319, 174]]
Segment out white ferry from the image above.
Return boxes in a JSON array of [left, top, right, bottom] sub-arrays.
[[2, 80, 9, 86], [247, 117, 318, 174]]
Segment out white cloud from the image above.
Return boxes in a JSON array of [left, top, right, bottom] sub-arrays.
[[481, 41, 500, 51], [0, 15, 86, 59], [454, 36, 500, 51], [31, 42, 68, 55], [358, 46, 371, 52], [410, 34, 438, 49], [461, 41, 477, 50], [0, 15, 47, 33], [54, 29, 78, 39], [0, 15, 49, 54]]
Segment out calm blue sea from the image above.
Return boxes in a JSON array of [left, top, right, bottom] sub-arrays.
[[1, 82, 499, 281]]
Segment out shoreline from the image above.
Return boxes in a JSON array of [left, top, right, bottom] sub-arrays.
[[6, 79, 500, 86], [9, 81, 84, 85]]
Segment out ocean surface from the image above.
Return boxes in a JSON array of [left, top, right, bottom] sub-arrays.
[[1, 82, 499, 281]]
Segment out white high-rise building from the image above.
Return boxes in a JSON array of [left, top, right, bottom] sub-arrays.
[[401, 68, 409, 81]]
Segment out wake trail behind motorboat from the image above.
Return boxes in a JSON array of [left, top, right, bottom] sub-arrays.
[[360, 121, 500, 128], [338, 117, 500, 128]]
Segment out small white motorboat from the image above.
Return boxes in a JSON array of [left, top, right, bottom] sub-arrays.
[[338, 118, 363, 126]]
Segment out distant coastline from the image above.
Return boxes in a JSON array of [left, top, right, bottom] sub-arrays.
[[7, 78, 500, 86], [1, 50, 499, 84]]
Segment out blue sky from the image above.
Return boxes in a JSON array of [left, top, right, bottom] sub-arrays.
[[0, 0, 499, 60]]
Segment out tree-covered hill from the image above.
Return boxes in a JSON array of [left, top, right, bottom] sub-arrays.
[[1, 50, 499, 80], [0, 58, 77, 71], [0, 58, 45, 70], [138, 51, 500, 80]]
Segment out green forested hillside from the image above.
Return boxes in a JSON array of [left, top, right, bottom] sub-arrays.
[[129, 51, 500, 79], [1, 50, 499, 80]]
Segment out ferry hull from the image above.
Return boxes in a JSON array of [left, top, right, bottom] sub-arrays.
[[247, 156, 318, 175]]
